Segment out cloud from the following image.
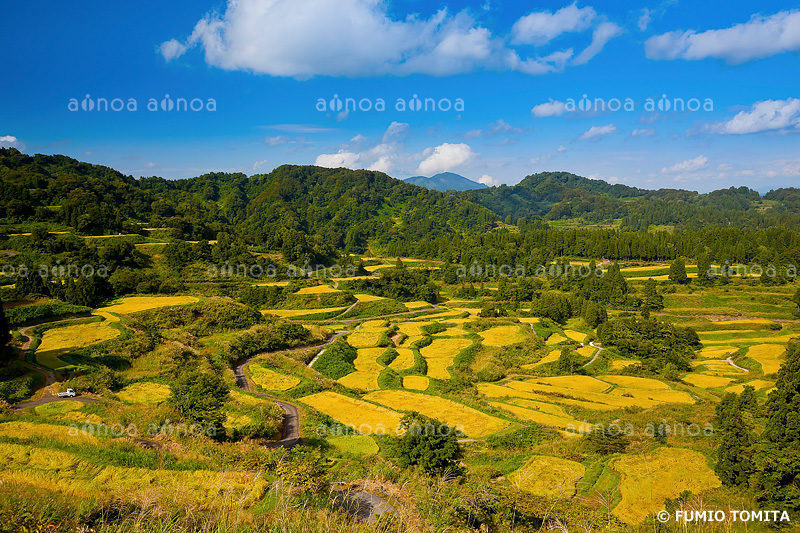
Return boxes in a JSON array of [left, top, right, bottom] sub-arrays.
[[645, 9, 800, 63], [382, 121, 409, 142], [511, 3, 596, 45], [464, 119, 525, 139], [662, 155, 708, 173], [478, 174, 497, 186], [252, 159, 269, 171], [0, 135, 23, 149], [572, 22, 623, 65], [530, 145, 566, 164], [262, 124, 335, 133], [630, 128, 657, 138], [263, 135, 306, 146], [162, 0, 617, 77], [577, 124, 617, 141], [531, 98, 567, 117], [315, 151, 361, 168], [417, 143, 476, 174], [702, 98, 800, 135], [637, 9, 651, 31]]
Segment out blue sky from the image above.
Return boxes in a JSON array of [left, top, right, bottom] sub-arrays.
[[1, 0, 799, 192]]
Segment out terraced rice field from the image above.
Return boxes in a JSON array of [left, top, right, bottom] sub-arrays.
[[400, 335, 424, 346], [34, 401, 83, 417], [116, 382, 171, 403], [327, 435, 379, 456], [255, 280, 290, 287], [745, 344, 786, 374], [682, 374, 734, 388], [511, 456, 585, 496], [517, 317, 540, 324], [404, 301, 432, 310], [564, 330, 588, 343], [0, 442, 262, 508], [608, 359, 637, 370], [576, 345, 596, 358], [691, 359, 747, 376], [435, 326, 468, 336], [477, 383, 619, 412], [697, 347, 738, 359], [95, 295, 199, 315], [599, 375, 671, 390], [262, 307, 346, 318], [353, 294, 386, 302], [347, 329, 389, 348], [725, 379, 775, 394], [250, 365, 301, 391], [300, 392, 403, 435], [0, 422, 97, 443], [337, 371, 380, 390], [529, 375, 612, 393], [397, 322, 431, 336], [419, 338, 473, 380], [403, 376, 430, 391], [363, 390, 510, 438], [545, 334, 567, 345], [36, 321, 121, 369], [504, 381, 669, 409], [523, 350, 559, 368], [352, 348, 386, 372], [612, 447, 720, 524], [388, 348, 415, 371], [478, 325, 527, 347], [295, 285, 339, 294], [506, 398, 571, 417], [490, 402, 592, 433]]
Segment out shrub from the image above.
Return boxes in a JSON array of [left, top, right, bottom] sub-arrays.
[[312, 339, 357, 380]]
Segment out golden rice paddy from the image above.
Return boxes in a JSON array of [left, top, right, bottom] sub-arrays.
[[517, 317, 540, 324], [529, 375, 612, 393], [254, 280, 289, 287], [300, 392, 403, 434], [327, 435, 379, 456], [477, 383, 619, 412], [295, 285, 339, 294], [490, 402, 592, 433], [599, 375, 671, 390], [404, 301, 432, 310], [564, 329, 588, 343], [397, 322, 431, 336], [505, 381, 663, 409], [0, 422, 97, 443], [250, 365, 301, 391], [576, 345, 596, 358], [745, 344, 786, 374], [609, 359, 637, 370], [353, 347, 387, 372], [523, 350, 560, 368], [511, 456, 586, 497], [95, 295, 198, 315], [262, 307, 346, 318], [691, 359, 747, 375], [682, 374, 734, 388], [725, 379, 775, 394], [36, 321, 121, 369], [545, 334, 567, 345], [420, 338, 473, 380], [401, 335, 424, 346], [34, 401, 84, 417], [364, 390, 510, 438], [697, 347, 738, 359], [478, 325, 527, 347], [403, 376, 430, 391], [337, 371, 381, 390], [388, 348, 416, 371], [612, 447, 720, 524], [347, 329, 389, 348], [353, 293, 386, 302], [116, 382, 172, 404], [506, 398, 570, 417]]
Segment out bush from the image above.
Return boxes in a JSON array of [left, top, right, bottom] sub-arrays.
[[487, 425, 550, 449], [5, 300, 91, 326], [312, 339, 357, 380], [387, 412, 462, 475]]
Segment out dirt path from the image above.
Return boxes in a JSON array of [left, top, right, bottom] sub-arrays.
[[583, 341, 603, 368], [12, 396, 98, 411], [725, 356, 750, 373]]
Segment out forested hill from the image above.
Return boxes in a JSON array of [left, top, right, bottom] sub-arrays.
[[456, 171, 792, 231], [2, 148, 800, 257]]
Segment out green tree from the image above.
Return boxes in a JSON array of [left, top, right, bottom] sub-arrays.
[[753, 340, 800, 510], [669, 257, 689, 284], [169, 371, 230, 439], [715, 392, 753, 486], [696, 253, 713, 284], [792, 287, 800, 314], [555, 346, 585, 375], [0, 294, 11, 364], [390, 412, 462, 475], [642, 278, 664, 311]]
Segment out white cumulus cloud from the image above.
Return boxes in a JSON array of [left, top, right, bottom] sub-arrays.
[[511, 3, 596, 45], [703, 98, 800, 134], [645, 9, 800, 63], [478, 174, 497, 186], [315, 151, 360, 169], [577, 124, 617, 141], [531, 98, 567, 117], [417, 143, 476, 175], [0, 135, 23, 149], [572, 22, 623, 65], [662, 155, 708, 173]]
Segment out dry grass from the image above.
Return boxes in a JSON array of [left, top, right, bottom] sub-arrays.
[[612, 447, 721, 524], [387, 348, 415, 371], [419, 338, 473, 380], [478, 325, 527, 347], [403, 376, 430, 391], [300, 392, 403, 434], [745, 344, 786, 374], [37, 322, 121, 369], [250, 365, 301, 391], [682, 374, 734, 388], [510, 456, 586, 496], [490, 402, 592, 433], [364, 390, 510, 438], [96, 296, 198, 315], [116, 382, 172, 404]]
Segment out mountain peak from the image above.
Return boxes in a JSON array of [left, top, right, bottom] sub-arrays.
[[404, 172, 487, 192]]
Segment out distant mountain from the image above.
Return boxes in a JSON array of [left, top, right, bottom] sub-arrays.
[[404, 172, 487, 192]]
